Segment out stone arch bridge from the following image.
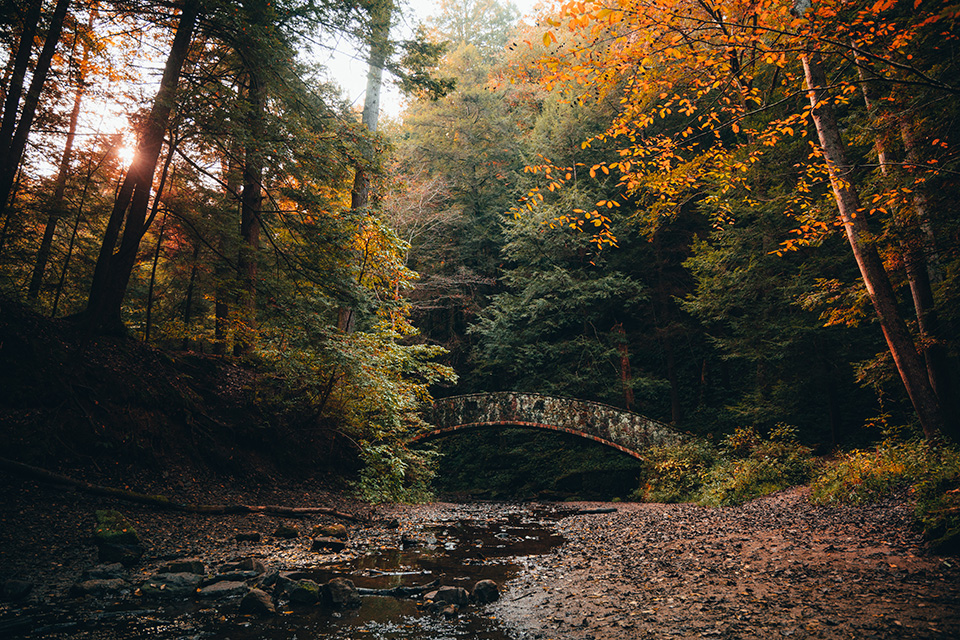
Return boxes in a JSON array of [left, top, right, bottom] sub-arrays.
[[411, 392, 685, 459]]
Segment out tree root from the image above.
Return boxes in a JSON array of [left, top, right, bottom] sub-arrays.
[[0, 456, 366, 522]]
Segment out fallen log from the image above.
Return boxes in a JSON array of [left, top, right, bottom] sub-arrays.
[[0, 456, 366, 522]]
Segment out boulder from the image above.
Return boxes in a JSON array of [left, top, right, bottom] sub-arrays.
[[288, 579, 321, 605], [323, 577, 361, 609], [97, 542, 144, 567], [140, 572, 202, 599], [94, 510, 139, 545], [312, 524, 348, 540], [69, 578, 128, 597], [157, 559, 205, 575], [239, 588, 276, 616], [83, 563, 125, 580], [1, 579, 33, 601], [273, 525, 299, 539], [311, 536, 346, 553], [238, 558, 266, 573], [471, 579, 500, 604], [434, 586, 470, 606], [198, 581, 248, 599]]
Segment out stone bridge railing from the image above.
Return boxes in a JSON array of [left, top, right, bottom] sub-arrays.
[[412, 392, 685, 459]]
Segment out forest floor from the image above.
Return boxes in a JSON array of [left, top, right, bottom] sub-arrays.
[[1, 472, 958, 639]]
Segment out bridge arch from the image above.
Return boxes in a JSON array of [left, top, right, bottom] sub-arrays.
[[412, 392, 685, 459]]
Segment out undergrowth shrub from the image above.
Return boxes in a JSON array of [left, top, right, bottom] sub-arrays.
[[631, 440, 717, 503], [811, 438, 960, 553], [631, 426, 815, 506], [698, 425, 814, 507]]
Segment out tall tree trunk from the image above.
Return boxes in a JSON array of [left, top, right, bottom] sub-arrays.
[[84, 0, 200, 334], [28, 11, 93, 302], [801, 51, 951, 439], [144, 210, 168, 343], [0, 0, 43, 156], [855, 55, 954, 418], [339, 0, 393, 333], [234, 70, 264, 356], [181, 239, 202, 350], [214, 153, 241, 355], [0, 0, 71, 213]]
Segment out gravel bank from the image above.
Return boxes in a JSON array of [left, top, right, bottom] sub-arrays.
[[493, 488, 960, 639]]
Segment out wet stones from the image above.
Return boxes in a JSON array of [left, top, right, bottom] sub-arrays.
[[239, 588, 276, 616], [288, 579, 322, 604], [69, 578, 128, 597], [197, 581, 247, 599], [140, 572, 203, 599], [157, 558, 205, 575], [471, 579, 500, 604], [324, 577, 361, 609]]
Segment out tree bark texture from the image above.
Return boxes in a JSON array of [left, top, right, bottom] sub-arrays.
[[802, 51, 950, 439]]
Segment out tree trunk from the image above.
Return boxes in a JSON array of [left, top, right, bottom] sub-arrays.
[[0, 0, 43, 157], [214, 154, 241, 355], [144, 211, 168, 343], [27, 11, 93, 303], [338, 0, 393, 333], [855, 56, 954, 421], [801, 51, 951, 439], [234, 69, 264, 356], [84, 0, 200, 334], [181, 240, 202, 350], [0, 0, 71, 213]]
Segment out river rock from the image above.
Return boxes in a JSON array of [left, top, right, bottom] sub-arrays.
[[289, 579, 321, 604], [198, 581, 248, 599], [1, 579, 33, 601], [83, 563, 125, 580], [323, 577, 361, 609], [220, 558, 265, 574], [239, 588, 276, 616], [441, 604, 459, 619], [97, 542, 143, 566], [158, 558, 205, 575], [471, 579, 500, 604], [311, 536, 346, 553], [70, 578, 128, 597], [273, 525, 299, 539], [203, 570, 259, 585], [312, 524, 348, 540], [435, 586, 470, 606], [140, 572, 202, 598]]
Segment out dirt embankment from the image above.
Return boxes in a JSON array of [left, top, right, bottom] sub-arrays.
[[494, 488, 960, 639]]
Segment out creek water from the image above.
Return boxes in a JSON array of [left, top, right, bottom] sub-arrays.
[[20, 505, 565, 640]]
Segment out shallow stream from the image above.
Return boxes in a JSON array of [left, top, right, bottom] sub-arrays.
[[12, 504, 566, 640]]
